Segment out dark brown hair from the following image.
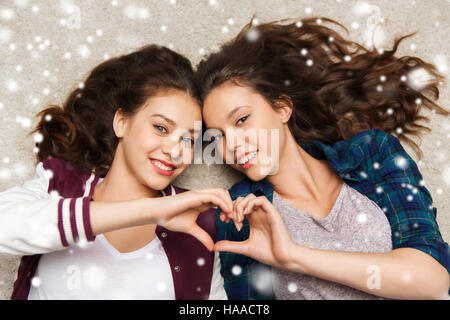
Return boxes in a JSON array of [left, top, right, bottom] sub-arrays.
[[195, 17, 449, 158], [32, 44, 198, 177]]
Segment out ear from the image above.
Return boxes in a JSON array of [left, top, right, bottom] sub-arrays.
[[273, 95, 293, 124], [113, 108, 128, 138]]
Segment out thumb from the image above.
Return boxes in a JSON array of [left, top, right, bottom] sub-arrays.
[[188, 224, 214, 252], [214, 240, 248, 256]]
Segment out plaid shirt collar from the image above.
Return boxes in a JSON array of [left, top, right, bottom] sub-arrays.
[[247, 129, 376, 199]]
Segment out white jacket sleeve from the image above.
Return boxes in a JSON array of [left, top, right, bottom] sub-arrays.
[[0, 162, 94, 256], [208, 251, 228, 300]]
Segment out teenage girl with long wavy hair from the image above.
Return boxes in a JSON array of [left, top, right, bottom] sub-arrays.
[[0, 45, 232, 300], [195, 17, 450, 299]]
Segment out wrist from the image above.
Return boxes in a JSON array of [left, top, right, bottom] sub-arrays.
[[280, 243, 310, 274], [139, 197, 160, 224]]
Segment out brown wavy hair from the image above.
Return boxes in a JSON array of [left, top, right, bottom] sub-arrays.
[[195, 17, 449, 158], [32, 44, 198, 177]]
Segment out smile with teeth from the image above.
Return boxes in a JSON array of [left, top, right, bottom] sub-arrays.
[[238, 151, 257, 165], [151, 160, 174, 171]]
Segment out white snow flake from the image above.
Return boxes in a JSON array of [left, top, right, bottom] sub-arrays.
[[395, 156, 408, 169], [1, 8, 16, 21], [123, 5, 149, 20], [31, 277, 42, 287], [357, 213, 368, 224], [250, 266, 272, 294], [5, 79, 19, 92], [77, 45, 91, 58], [83, 265, 106, 289], [231, 265, 242, 276], [157, 281, 167, 292], [287, 282, 298, 293], [245, 28, 260, 42], [407, 68, 434, 91], [197, 257, 205, 266], [443, 167, 450, 186], [0, 26, 13, 43]]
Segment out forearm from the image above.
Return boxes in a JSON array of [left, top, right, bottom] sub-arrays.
[[89, 198, 154, 235], [284, 245, 449, 300], [0, 197, 154, 256]]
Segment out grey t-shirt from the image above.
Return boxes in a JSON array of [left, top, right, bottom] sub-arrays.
[[272, 182, 392, 300]]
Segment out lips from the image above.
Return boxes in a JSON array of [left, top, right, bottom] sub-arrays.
[[237, 151, 257, 169], [149, 158, 177, 176]]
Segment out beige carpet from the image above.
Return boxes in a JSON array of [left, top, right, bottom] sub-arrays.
[[0, 0, 449, 299]]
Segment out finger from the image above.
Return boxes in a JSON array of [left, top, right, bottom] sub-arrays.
[[196, 203, 220, 213], [211, 188, 233, 214], [243, 196, 273, 215], [237, 193, 257, 219], [222, 189, 234, 213], [232, 196, 243, 214], [197, 189, 233, 213], [255, 196, 274, 214], [197, 193, 232, 215], [219, 212, 231, 223], [234, 194, 257, 230], [234, 197, 244, 223], [188, 224, 215, 252], [232, 197, 244, 230], [244, 198, 263, 216], [214, 240, 248, 256]]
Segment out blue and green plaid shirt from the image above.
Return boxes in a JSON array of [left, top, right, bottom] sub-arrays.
[[217, 128, 450, 299]]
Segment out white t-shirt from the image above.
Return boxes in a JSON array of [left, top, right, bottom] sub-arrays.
[[28, 233, 176, 300], [27, 177, 227, 300]]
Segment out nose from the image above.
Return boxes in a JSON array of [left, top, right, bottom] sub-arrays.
[[224, 129, 247, 155], [161, 136, 182, 161]]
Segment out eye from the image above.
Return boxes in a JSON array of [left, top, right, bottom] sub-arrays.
[[181, 136, 195, 145], [236, 115, 249, 125], [214, 132, 224, 141], [153, 124, 168, 133]]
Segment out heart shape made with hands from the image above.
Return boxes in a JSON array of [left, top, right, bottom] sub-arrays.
[[160, 189, 295, 267], [213, 193, 296, 267]]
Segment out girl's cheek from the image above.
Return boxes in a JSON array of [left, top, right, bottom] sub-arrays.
[[143, 133, 162, 151]]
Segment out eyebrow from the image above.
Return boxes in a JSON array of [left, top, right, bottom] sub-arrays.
[[151, 114, 195, 133], [227, 105, 250, 120]]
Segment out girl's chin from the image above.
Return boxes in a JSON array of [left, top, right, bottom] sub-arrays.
[[233, 163, 270, 181], [146, 171, 179, 191], [145, 179, 172, 193]]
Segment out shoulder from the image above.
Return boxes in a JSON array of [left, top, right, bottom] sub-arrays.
[[357, 128, 402, 157], [300, 129, 384, 178], [336, 128, 391, 159], [41, 157, 90, 177], [323, 128, 392, 154], [367, 129, 423, 182], [348, 128, 407, 161], [40, 157, 92, 197], [343, 129, 425, 188], [338, 129, 413, 176]]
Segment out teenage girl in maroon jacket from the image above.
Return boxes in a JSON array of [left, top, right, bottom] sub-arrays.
[[0, 45, 232, 299]]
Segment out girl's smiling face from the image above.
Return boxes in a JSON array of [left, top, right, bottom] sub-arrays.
[[202, 81, 292, 181], [115, 89, 201, 191]]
